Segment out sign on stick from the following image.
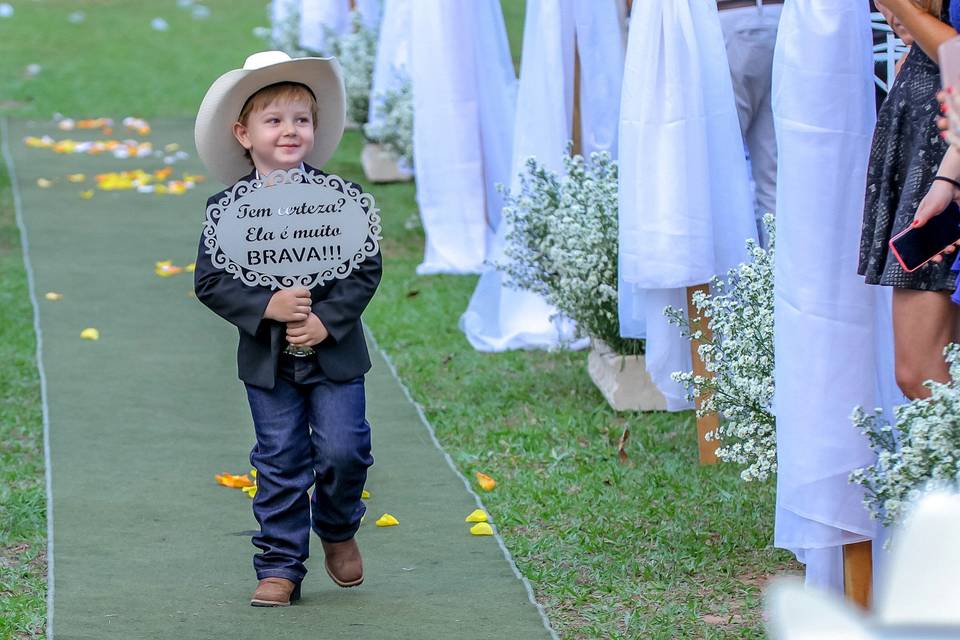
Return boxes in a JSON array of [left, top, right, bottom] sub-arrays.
[[202, 167, 381, 290]]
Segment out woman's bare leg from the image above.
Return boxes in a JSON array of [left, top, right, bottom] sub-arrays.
[[892, 288, 959, 399]]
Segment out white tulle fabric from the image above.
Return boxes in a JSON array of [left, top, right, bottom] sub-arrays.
[[271, 0, 301, 45], [617, 0, 757, 409], [299, 0, 351, 54], [772, 1, 899, 591], [410, 0, 517, 274], [367, 0, 410, 131], [354, 0, 381, 30], [459, 0, 627, 352]]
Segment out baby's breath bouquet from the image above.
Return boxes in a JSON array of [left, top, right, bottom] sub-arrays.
[[665, 216, 776, 481], [363, 72, 413, 165], [323, 12, 377, 127], [497, 149, 643, 355], [851, 344, 960, 527]]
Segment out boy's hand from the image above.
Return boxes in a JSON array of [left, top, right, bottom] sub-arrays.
[[286, 313, 330, 347], [264, 288, 311, 322]]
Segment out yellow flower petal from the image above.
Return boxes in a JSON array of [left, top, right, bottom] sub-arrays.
[[361, 490, 371, 499], [375, 513, 399, 527], [185, 262, 196, 273], [250, 468, 257, 478], [164, 143, 180, 152], [24, 136, 52, 148], [242, 484, 257, 498], [79, 190, 94, 199], [80, 327, 99, 341], [37, 178, 53, 188], [475, 472, 497, 491], [465, 509, 488, 523], [154, 260, 183, 277], [67, 173, 86, 183], [470, 522, 494, 536], [44, 292, 63, 301]]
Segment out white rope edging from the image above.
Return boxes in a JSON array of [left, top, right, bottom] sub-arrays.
[[1, 117, 55, 638], [366, 327, 560, 640]]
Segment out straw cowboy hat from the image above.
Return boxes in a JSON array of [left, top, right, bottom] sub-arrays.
[[195, 50, 346, 185]]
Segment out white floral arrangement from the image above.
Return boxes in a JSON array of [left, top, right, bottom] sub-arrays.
[[497, 149, 643, 356], [323, 12, 377, 127], [664, 215, 776, 481], [363, 72, 413, 165], [851, 344, 960, 527]]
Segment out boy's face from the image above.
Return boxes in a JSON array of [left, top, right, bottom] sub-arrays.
[[232, 97, 315, 175]]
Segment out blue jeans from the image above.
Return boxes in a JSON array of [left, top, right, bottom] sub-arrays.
[[244, 375, 373, 583]]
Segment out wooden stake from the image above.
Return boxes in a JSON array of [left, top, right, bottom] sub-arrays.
[[686, 284, 719, 465], [843, 541, 873, 609], [571, 34, 582, 157]]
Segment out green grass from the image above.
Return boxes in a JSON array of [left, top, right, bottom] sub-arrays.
[[327, 130, 796, 639], [0, 133, 46, 640], [0, 1, 796, 638]]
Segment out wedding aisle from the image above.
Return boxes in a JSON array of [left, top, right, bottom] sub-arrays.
[[3, 116, 554, 639]]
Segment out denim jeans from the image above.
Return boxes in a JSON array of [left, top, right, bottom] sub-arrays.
[[244, 375, 373, 583]]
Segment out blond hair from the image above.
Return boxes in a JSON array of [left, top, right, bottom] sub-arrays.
[[238, 82, 318, 127], [914, 0, 943, 16]]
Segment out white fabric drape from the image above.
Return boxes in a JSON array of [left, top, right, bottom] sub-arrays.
[[299, 0, 351, 54], [617, 0, 757, 409], [572, 0, 627, 159], [772, 1, 893, 590], [367, 0, 410, 130], [355, 0, 381, 30], [410, 0, 517, 275], [271, 0, 301, 45], [459, 0, 627, 352]]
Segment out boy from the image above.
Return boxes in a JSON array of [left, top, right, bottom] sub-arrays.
[[193, 51, 382, 606]]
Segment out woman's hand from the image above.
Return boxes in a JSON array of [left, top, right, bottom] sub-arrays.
[[914, 179, 957, 228], [914, 178, 960, 262]]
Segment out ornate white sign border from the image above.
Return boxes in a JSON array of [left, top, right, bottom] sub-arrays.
[[202, 167, 382, 290]]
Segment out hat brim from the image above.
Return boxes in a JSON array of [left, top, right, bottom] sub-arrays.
[[194, 57, 346, 186]]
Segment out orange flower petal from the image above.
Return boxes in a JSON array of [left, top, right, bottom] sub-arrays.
[[475, 472, 496, 491], [215, 473, 254, 489]]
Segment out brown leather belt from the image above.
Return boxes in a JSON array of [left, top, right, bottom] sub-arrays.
[[718, 0, 784, 10]]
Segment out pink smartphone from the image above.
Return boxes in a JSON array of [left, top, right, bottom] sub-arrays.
[[888, 202, 960, 273]]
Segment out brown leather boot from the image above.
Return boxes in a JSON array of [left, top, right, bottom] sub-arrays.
[[321, 538, 364, 587], [250, 577, 301, 607]]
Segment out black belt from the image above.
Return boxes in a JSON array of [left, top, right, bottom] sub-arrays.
[[718, 0, 784, 10]]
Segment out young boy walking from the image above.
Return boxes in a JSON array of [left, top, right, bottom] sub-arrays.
[[192, 51, 382, 606]]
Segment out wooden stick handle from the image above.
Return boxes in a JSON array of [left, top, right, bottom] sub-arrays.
[[843, 541, 873, 609], [571, 35, 582, 157], [686, 284, 719, 465]]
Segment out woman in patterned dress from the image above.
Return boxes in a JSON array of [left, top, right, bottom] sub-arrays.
[[860, 0, 959, 399]]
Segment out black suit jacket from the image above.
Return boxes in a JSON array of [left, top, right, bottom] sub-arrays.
[[194, 165, 382, 389]]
